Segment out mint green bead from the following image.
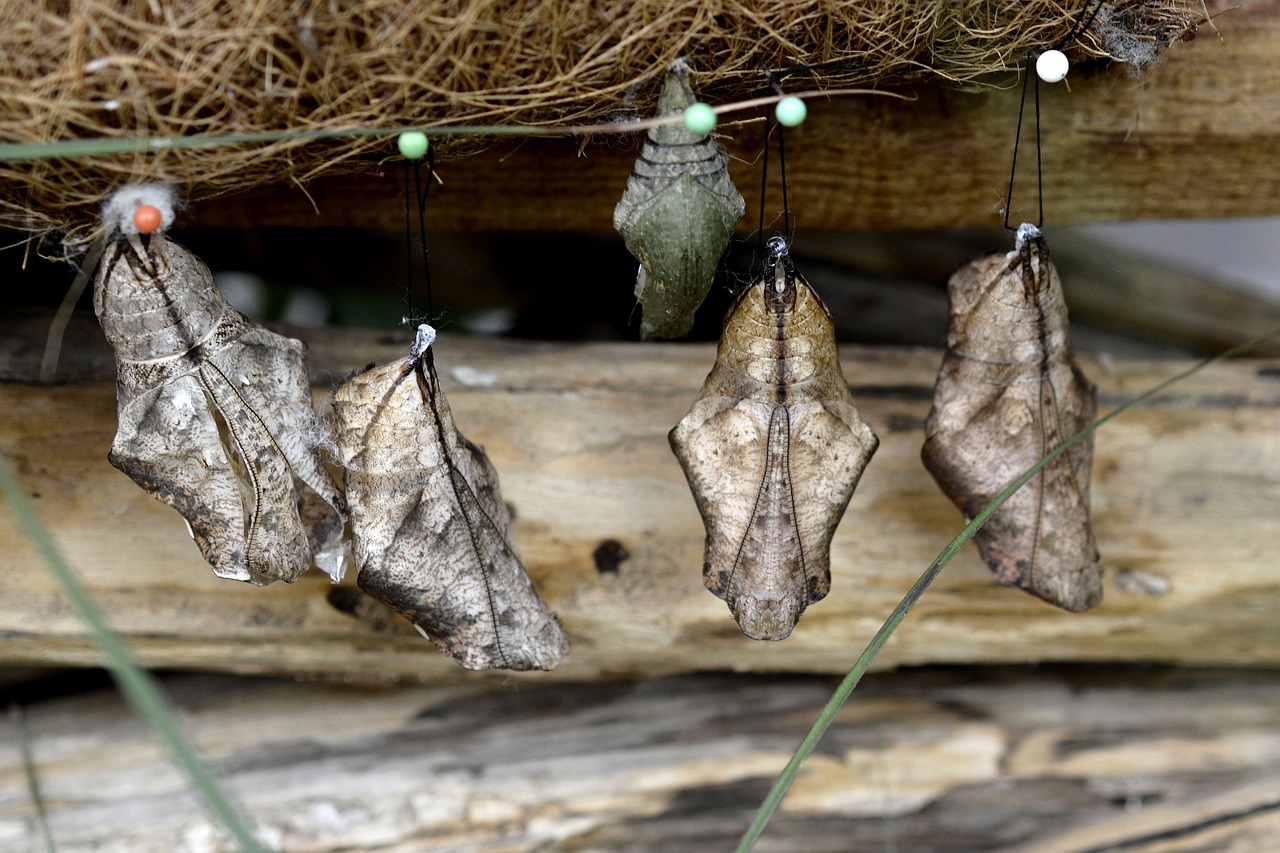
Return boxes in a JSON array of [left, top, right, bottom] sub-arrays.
[[397, 131, 429, 160], [683, 103, 717, 136], [775, 96, 807, 128]]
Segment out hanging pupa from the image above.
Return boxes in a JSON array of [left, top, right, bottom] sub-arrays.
[[922, 223, 1101, 611], [330, 325, 568, 671], [93, 184, 347, 585], [670, 237, 879, 640], [613, 58, 745, 340]]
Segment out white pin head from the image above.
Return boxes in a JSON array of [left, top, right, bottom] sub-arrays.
[[1036, 49, 1069, 84]]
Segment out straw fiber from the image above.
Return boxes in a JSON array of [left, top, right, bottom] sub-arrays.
[[0, 0, 1198, 250]]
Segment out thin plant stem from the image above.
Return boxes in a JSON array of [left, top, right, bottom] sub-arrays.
[[40, 235, 105, 383], [0, 88, 908, 163], [9, 703, 57, 853], [735, 327, 1280, 852], [0, 456, 265, 853]]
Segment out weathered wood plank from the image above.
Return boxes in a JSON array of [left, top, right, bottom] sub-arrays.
[[178, 4, 1280, 232], [1, 668, 1277, 852], [2, 327, 1279, 682]]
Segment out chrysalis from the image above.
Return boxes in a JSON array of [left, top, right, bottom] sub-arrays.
[[922, 223, 1101, 611], [613, 58, 745, 340], [670, 238, 879, 640], [95, 231, 347, 585], [330, 325, 568, 671]]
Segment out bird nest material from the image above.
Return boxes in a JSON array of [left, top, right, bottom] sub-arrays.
[[0, 0, 1199, 252]]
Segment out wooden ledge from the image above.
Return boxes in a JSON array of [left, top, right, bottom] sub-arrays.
[[2, 327, 1279, 682], [4, 667, 1279, 851]]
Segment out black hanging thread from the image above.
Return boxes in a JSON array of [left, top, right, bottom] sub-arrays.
[[756, 112, 770, 261], [755, 69, 794, 271], [778, 121, 791, 239], [401, 148, 437, 324], [1004, 0, 1106, 231]]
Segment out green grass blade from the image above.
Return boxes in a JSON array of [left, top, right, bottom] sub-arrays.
[[736, 329, 1280, 852], [40, 235, 106, 383], [9, 703, 58, 852], [0, 90, 902, 163], [0, 127, 391, 161], [0, 124, 560, 161], [0, 455, 266, 852]]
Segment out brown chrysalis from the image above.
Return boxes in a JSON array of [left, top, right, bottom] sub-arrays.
[[613, 58, 745, 340], [94, 232, 346, 585], [330, 325, 568, 671], [670, 238, 879, 640], [922, 223, 1102, 611]]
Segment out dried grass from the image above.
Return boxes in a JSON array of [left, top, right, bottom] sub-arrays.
[[0, 0, 1198, 251]]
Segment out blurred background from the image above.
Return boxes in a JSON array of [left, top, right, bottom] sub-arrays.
[[7, 216, 1280, 365]]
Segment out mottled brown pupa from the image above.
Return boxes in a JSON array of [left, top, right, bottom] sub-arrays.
[[330, 325, 567, 671], [922, 223, 1101, 611], [670, 238, 879, 640], [95, 231, 346, 585]]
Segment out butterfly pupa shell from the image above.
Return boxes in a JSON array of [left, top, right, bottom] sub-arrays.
[[922, 223, 1102, 612], [94, 235, 347, 585], [670, 238, 879, 640], [613, 58, 745, 340], [330, 327, 568, 671]]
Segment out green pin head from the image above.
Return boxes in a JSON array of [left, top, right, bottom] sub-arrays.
[[397, 132, 429, 160], [774, 97, 807, 128], [683, 103, 717, 137]]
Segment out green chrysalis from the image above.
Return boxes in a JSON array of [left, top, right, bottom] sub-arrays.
[[613, 59, 745, 340]]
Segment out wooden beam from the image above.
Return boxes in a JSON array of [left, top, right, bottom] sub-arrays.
[[181, 5, 1280, 232], [4, 668, 1278, 851], [2, 326, 1279, 682]]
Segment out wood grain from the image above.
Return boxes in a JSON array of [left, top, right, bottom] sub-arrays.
[[1, 668, 1277, 851], [178, 5, 1280, 232], [2, 326, 1279, 683]]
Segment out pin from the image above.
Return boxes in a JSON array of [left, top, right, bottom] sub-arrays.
[[132, 204, 163, 234], [774, 96, 807, 127], [397, 131, 429, 160], [682, 103, 717, 136], [1036, 49, 1069, 83]]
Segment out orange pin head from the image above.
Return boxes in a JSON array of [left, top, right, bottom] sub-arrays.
[[133, 204, 162, 234]]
